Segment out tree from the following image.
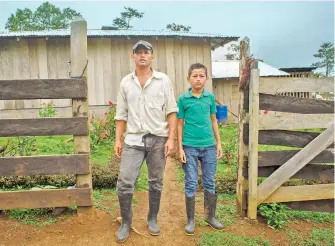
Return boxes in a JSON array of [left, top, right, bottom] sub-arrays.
[[311, 42, 334, 77], [5, 8, 34, 31], [166, 23, 191, 32], [112, 7, 144, 29], [225, 43, 240, 60], [5, 2, 81, 31]]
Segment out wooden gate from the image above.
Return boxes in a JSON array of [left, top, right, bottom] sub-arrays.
[[236, 38, 334, 219], [0, 18, 94, 215]]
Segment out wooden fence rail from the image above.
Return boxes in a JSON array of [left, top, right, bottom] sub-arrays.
[[236, 40, 334, 219], [0, 17, 93, 215]]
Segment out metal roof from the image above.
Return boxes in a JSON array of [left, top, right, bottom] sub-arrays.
[[279, 67, 317, 72], [0, 28, 238, 40], [212, 60, 290, 78]]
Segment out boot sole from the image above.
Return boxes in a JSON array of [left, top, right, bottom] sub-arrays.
[[148, 231, 160, 236], [204, 222, 224, 231], [185, 231, 195, 236]]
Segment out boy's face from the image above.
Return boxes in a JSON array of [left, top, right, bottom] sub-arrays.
[[131, 48, 155, 68], [187, 68, 207, 90]]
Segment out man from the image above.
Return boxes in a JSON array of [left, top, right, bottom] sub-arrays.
[[114, 40, 178, 243]]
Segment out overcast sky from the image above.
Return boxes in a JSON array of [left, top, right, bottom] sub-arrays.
[[0, 1, 334, 69]]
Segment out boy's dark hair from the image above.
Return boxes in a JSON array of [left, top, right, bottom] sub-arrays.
[[188, 63, 208, 78]]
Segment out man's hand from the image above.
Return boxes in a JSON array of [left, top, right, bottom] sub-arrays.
[[178, 148, 187, 164], [164, 138, 175, 157], [216, 144, 223, 159], [114, 140, 123, 158]]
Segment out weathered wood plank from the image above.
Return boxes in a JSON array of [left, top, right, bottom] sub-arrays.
[[0, 188, 92, 210], [258, 150, 334, 167], [262, 184, 334, 203], [283, 199, 334, 213], [0, 117, 88, 137], [255, 93, 334, 114], [243, 127, 334, 148], [257, 124, 334, 204], [243, 164, 334, 181], [0, 78, 87, 100], [259, 77, 334, 93], [71, 17, 94, 215], [248, 64, 259, 220], [236, 37, 250, 216], [259, 113, 334, 130], [0, 154, 89, 176]]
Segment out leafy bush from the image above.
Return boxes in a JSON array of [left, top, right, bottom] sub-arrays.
[[39, 102, 56, 118], [258, 203, 289, 229]]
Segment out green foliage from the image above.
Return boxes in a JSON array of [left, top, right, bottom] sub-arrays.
[[5, 2, 81, 31], [258, 203, 289, 229], [311, 42, 334, 76], [112, 7, 144, 29], [39, 102, 56, 118], [299, 228, 334, 246], [218, 124, 238, 168], [286, 209, 334, 223], [0, 136, 37, 157], [166, 23, 191, 32], [198, 231, 271, 246], [6, 208, 57, 227], [90, 102, 116, 154]]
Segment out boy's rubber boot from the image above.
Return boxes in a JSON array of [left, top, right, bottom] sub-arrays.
[[147, 190, 161, 236], [116, 194, 133, 243], [185, 195, 196, 235], [204, 191, 224, 230]]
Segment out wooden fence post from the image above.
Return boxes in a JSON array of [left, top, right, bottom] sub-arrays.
[[236, 37, 250, 216], [70, 17, 94, 216], [247, 61, 259, 219]]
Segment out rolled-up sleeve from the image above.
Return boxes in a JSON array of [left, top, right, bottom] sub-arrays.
[[114, 81, 128, 121], [165, 78, 178, 116]]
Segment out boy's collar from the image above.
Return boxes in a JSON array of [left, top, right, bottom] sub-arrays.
[[185, 88, 210, 98]]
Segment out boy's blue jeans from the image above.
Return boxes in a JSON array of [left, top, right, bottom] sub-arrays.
[[182, 145, 217, 197]]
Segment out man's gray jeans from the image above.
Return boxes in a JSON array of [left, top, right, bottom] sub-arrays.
[[117, 134, 168, 195]]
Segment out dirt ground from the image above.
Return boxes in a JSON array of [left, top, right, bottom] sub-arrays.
[[0, 159, 333, 246]]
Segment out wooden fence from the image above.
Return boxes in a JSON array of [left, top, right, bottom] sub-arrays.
[[236, 38, 334, 219], [0, 18, 93, 215]]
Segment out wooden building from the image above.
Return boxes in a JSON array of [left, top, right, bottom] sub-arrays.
[[0, 29, 237, 118]]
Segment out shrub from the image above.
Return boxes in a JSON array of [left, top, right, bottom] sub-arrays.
[[258, 203, 289, 229]]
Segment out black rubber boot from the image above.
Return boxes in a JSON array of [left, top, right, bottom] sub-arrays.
[[116, 194, 133, 243], [185, 195, 195, 235], [147, 190, 161, 235], [204, 191, 224, 230]]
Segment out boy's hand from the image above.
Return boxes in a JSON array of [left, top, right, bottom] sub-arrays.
[[165, 138, 175, 157], [178, 148, 187, 164], [114, 140, 123, 158], [216, 144, 223, 159]]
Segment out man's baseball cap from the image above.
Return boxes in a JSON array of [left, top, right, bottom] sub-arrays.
[[132, 40, 153, 53]]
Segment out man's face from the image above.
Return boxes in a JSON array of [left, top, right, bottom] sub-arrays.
[[131, 48, 155, 68]]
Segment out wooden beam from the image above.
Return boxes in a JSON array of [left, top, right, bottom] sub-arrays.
[[283, 199, 334, 213], [236, 37, 250, 216], [257, 94, 334, 114], [0, 78, 87, 100], [247, 63, 259, 220], [0, 154, 89, 177], [244, 164, 334, 181], [0, 188, 92, 210], [258, 150, 334, 167], [259, 113, 333, 130], [257, 123, 334, 205], [262, 184, 334, 203], [259, 77, 334, 93], [71, 17, 94, 215], [0, 117, 88, 137], [243, 127, 334, 148]]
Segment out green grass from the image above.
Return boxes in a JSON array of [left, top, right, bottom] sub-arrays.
[[286, 228, 334, 246], [135, 163, 149, 191], [92, 189, 118, 215], [6, 208, 57, 227], [198, 231, 271, 246], [287, 210, 334, 223]]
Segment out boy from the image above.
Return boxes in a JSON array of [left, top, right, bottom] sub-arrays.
[[177, 63, 224, 235]]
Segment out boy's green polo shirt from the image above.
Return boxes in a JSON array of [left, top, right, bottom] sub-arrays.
[[177, 88, 217, 147]]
